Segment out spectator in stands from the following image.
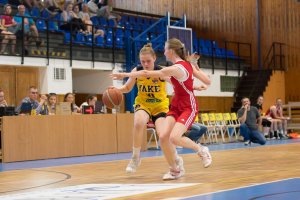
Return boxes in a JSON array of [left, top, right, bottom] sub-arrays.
[[64, 92, 80, 113], [0, 24, 17, 55], [14, 5, 42, 54], [47, 93, 57, 114], [78, 3, 104, 36], [60, 3, 86, 33], [1, 4, 21, 34], [87, 0, 120, 27], [265, 98, 289, 139], [44, 0, 64, 16], [0, 89, 8, 107], [15, 86, 47, 115], [237, 97, 266, 145], [255, 96, 272, 138], [22, 0, 44, 11]]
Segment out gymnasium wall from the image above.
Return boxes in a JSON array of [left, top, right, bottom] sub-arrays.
[[0, 66, 40, 106], [262, 71, 286, 112], [113, 0, 300, 102]]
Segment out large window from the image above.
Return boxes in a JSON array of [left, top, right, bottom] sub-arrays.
[[220, 76, 239, 92]]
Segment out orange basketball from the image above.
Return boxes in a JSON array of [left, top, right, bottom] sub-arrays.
[[102, 87, 123, 109]]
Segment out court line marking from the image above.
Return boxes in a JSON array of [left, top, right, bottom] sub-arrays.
[[0, 169, 71, 194], [0, 183, 199, 200], [182, 177, 300, 199]]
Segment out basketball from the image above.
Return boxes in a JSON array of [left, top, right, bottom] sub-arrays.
[[102, 87, 123, 109]]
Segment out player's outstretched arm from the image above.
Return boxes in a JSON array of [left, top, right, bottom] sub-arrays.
[[117, 68, 137, 93], [111, 66, 183, 80]]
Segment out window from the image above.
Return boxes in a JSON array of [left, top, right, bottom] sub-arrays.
[[220, 76, 239, 92]]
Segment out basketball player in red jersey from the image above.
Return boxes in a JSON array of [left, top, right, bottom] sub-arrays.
[[111, 38, 212, 180]]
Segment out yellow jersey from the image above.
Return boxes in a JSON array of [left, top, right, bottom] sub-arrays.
[[134, 66, 169, 116]]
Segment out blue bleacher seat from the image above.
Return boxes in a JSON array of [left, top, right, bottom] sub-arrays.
[[143, 18, 150, 26], [129, 16, 136, 25], [64, 32, 71, 44], [95, 36, 104, 47], [124, 29, 132, 37], [108, 19, 115, 27], [115, 36, 124, 49], [30, 7, 40, 18], [136, 16, 143, 25], [48, 20, 58, 31], [99, 17, 108, 27], [90, 16, 99, 27], [85, 34, 93, 46], [105, 34, 113, 48], [36, 19, 46, 31], [115, 28, 124, 37], [74, 33, 85, 44]]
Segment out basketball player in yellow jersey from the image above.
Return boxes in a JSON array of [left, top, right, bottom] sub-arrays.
[[114, 43, 184, 174]]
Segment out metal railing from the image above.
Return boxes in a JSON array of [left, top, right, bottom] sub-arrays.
[[263, 42, 286, 71]]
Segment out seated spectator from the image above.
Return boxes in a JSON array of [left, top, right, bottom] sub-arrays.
[[0, 89, 8, 107], [265, 98, 289, 139], [64, 92, 80, 113], [22, 0, 44, 11], [80, 94, 103, 114], [78, 3, 104, 36], [44, 0, 64, 16], [14, 5, 42, 54], [237, 97, 266, 145], [1, 4, 21, 34], [87, 0, 121, 27], [15, 86, 47, 115], [60, 3, 86, 33], [0, 25, 16, 55], [39, 94, 49, 115], [255, 96, 272, 138], [48, 93, 57, 114], [184, 115, 207, 143]]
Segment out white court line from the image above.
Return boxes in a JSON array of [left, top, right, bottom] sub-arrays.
[[0, 183, 200, 200]]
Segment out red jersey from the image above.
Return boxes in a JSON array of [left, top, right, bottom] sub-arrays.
[[265, 105, 281, 118], [2, 16, 13, 25], [168, 61, 198, 128]]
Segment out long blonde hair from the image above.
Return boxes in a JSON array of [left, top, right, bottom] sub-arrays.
[[165, 38, 187, 61]]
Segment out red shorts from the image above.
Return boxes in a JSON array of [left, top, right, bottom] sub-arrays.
[[167, 106, 197, 129]]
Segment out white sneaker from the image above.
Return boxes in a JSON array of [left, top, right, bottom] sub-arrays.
[[175, 156, 185, 175], [197, 145, 212, 168], [162, 167, 184, 180], [126, 157, 141, 173]]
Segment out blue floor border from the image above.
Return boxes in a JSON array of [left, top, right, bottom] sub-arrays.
[[184, 178, 300, 200], [1, 139, 299, 172]]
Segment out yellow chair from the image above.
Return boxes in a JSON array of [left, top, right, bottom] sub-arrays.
[[210, 113, 226, 143], [200, 113, 218, 143], [223, 113, 239, 142], [230, 113, 241, 137]]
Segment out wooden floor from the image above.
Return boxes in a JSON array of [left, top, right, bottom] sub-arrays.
[[0, 142, 300, 199]]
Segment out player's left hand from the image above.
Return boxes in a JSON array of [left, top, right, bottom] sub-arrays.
[[110, 73, 126, 80]]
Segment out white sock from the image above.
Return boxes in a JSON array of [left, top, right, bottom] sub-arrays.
[[132, 147, 141, 158], [174, 151, 180, 161]]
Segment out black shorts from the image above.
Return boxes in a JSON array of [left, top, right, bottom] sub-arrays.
[[262, 119, 272, 127]]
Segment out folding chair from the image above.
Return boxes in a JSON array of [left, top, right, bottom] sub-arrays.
[[209, 113, 226, 143], [223, 113, 239, 142], [230, 113, 241, 138], [200, 113, 218, 143], [147, 121, 159, 149]]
